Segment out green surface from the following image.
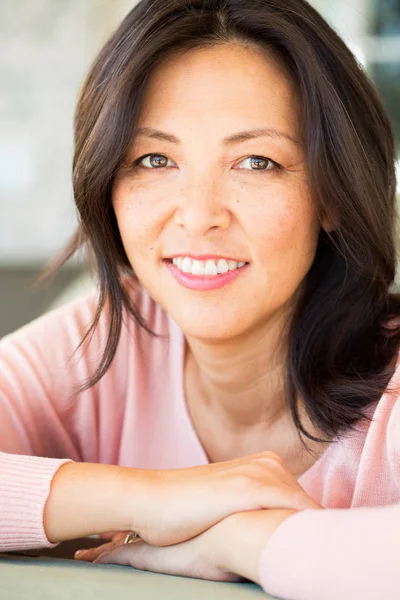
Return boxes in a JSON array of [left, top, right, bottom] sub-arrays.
[[0, 555, 279, 600]]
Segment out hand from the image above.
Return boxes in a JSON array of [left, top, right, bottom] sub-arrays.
[[76, 451, 320, 551], [126, 451, 321, 546], [75, 508, 299, 585], [76, 529, 242, 581]]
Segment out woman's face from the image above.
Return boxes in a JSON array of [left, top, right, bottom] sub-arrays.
[[112, 43, 330, 340]]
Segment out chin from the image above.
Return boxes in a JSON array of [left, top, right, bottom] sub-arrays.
[[169, 308, 251, 341]]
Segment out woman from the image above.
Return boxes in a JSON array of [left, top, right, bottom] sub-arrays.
[[1, 0, 400, 598]]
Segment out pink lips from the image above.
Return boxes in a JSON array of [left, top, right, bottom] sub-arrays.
[[164, 259, 249, 291]]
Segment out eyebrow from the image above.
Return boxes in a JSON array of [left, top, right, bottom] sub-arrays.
[[135, 126, 300, 147]]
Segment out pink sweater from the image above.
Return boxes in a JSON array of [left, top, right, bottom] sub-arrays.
[[1, 281, 400, 600]]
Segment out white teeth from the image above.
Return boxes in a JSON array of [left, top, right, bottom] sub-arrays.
[[171, 257, 247, 276], [192, 259, 205, 275], [204, 260, 218, 275], [181, 257, 193, 273], [216, 259, 229, 274]]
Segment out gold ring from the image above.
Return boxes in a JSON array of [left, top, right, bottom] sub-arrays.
[[124, 531, 141, 544]]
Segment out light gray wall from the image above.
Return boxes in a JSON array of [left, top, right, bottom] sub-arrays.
[[0, 0, 135, 265]]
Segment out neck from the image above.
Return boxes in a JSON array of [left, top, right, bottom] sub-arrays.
[[184, 308, 292, 434]]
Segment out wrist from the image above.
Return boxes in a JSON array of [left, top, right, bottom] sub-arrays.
[[44, 462, 140, 542], [123, 467, 159, 535], [210, 509, 298, 583]]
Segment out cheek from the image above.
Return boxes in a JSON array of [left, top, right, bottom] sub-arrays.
[[254, 196, 319, 273], [113, 200, 158, 283], [114, 203, 146, 255], [112, 184, 166, 254]]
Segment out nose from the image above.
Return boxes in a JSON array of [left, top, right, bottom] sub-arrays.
[[174, 177, 231, 235]]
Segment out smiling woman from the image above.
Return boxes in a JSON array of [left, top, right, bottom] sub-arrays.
[[1, 1, 400, 600], [48, 0, 399, 446]]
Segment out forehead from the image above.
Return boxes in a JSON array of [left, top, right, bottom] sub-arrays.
[[137, 43, 300, 138]]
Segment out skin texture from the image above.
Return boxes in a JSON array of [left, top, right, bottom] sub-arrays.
[[112, 42, 332, 462], [75, 508, 303, 583], [44, 449, 322, 546], [70, 450, 322, 547]]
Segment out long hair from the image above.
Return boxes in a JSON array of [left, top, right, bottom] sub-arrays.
[[39, 0, 400, 450]]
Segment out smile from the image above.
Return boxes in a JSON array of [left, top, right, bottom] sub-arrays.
[[163, 259, 250, 291]]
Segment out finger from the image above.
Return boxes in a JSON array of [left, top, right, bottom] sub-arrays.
[[75, 541, 117, 562], [111, 531, 131, 544], [291, 491, 323, 510], [95, 542, 241, 582], [98, 532, 115, 540], [95, 542, 149, 567], [94, 541, 189, 577], [257, 485, 319, 511], [98, 531, 121, 540], [98, 531, 131, 542]]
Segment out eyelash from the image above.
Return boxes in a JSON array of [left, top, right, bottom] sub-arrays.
[[131, 153, 283, 173]]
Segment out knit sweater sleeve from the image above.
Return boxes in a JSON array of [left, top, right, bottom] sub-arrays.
[[258, 369, 400, 600], [0, 452, 72, 550], [0, 293, 102, 551], [258, 501, 400, 600]]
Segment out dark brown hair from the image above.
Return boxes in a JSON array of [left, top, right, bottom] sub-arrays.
[[40, 0, 400, 451]]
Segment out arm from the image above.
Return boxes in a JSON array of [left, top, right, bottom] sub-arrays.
[[0, 293, 128, 551], [215, 503, 400, 600], [0, 295, 148, 550], [43, 462, 142, 543], [0, 452, 72, 550], [0, 454, 141, 550], [81, 493, 400, 600]]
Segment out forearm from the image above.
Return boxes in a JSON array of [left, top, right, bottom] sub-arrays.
[[211, 508, 297, 584], [43, 462, 144, 543], [213, 502, 400, 600]]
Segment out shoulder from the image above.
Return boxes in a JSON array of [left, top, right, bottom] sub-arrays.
[[369, 346, 400, 455], [0, 277, 183, 403], [301, 347, 400, 507], [337, 347, 400, 447], [338, 347, 400, 505]]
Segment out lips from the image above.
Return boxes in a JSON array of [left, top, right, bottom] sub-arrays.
[[165, 253, 248, 263], [164, 258, 249, 291]]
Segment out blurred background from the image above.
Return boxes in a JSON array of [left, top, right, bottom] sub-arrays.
[[1, 0, 399, 338]]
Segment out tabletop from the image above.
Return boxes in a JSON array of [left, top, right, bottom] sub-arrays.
[[0, 539, 279, 600]]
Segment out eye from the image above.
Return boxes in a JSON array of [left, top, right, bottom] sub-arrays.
[[133, 154, 174, 169], [131, 153, 282, 173], [236, 155, 282, 172]]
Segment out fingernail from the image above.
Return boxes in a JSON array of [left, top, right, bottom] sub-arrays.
[[74, 550, 86, 558]]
